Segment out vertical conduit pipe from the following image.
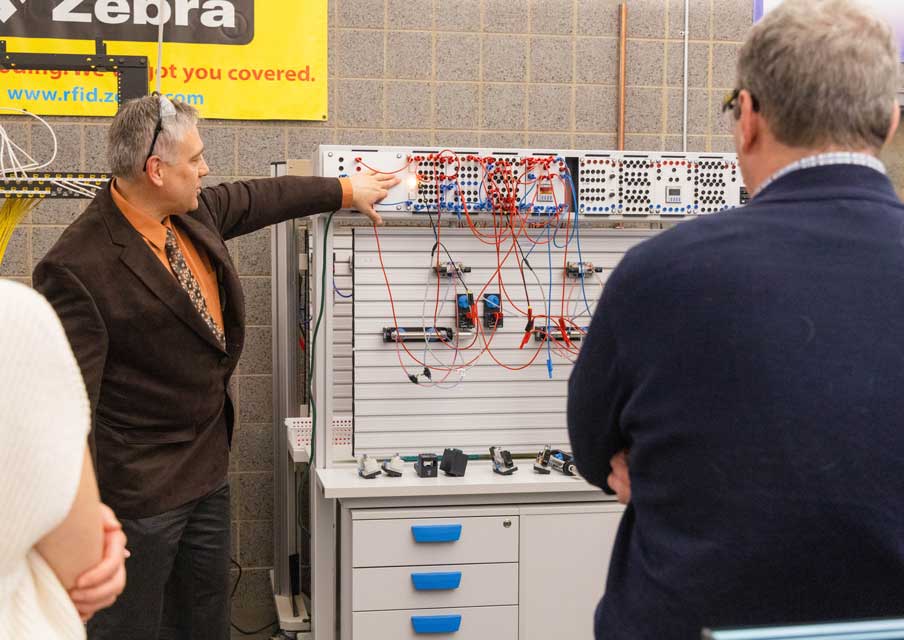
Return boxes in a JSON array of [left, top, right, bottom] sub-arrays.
[[156, 0, 164, 93], [618, 2, 627, 150], [683, 0, 690, 151]]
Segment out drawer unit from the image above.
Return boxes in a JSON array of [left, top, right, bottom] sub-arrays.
[[353, 563, 518, 611], [340, 502, 620, 640], [353, 605, 518, 640], [352, 516, 519, 568]]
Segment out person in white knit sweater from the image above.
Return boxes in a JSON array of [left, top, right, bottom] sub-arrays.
[[0, 280, 127, 637]]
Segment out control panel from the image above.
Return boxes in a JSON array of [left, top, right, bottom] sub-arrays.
[[316, 146, 748, 220]]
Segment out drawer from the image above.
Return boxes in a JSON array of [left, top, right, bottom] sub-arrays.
[[353, 516, 518, 568], [353, 605, 518, 640], [353, 563, 518, 611]]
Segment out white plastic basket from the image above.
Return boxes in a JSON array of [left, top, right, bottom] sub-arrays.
[[285, 416, 354, 462]]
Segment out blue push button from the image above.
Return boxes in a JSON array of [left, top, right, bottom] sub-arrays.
[[411, 614, 462, 634], [411, 524, 462, 543], [411, 571, 462, 591]]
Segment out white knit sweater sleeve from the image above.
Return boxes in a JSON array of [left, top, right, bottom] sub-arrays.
[[0, 280, 91, 596]]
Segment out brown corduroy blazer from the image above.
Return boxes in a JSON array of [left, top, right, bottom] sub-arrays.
[[34, 176, 342, 518]]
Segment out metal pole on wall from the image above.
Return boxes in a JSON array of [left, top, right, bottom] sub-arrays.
[[683, 0, 690, 152], [270, 162, 311, 634], [618, 2, 628, 150], [270, 162, 297, 605], [155, 0, 164, 93], [309, 210, 337, 640]]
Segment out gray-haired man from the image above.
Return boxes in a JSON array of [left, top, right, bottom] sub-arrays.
[[34, 95, 396, 639], [568, 1, 903, 637]]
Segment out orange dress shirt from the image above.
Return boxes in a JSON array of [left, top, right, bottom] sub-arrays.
[[110, 180, 224, 333]]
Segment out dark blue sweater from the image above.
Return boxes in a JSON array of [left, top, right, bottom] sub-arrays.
[[567, 165, 904, 639]]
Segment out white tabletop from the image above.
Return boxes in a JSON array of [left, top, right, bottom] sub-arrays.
[[316, 463, 606, 500]]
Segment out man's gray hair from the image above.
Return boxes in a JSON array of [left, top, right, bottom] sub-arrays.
[[737, 0, 899, 150], [108, 95, 199, 178]]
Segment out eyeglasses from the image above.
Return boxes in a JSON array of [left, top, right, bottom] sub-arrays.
[[721, 88, 760, 115], [142, 93, 177, 172]]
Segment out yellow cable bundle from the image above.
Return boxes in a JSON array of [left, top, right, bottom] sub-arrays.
[[0, 197, 40, 267], [1, 107, 56, 268], [1, 108, 100, 267]]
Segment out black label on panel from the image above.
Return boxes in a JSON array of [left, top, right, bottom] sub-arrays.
[[0, 0, 254, 46]]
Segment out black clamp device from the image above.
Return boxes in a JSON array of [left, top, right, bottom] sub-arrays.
[[533, 445, 576, 476], [440, 448, 468, 477], [533, 446, 552, 474], [414, 453, 438, 478]]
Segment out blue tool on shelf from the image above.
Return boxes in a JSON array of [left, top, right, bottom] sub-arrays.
[[533, 445, 577, 476], [490, 446, 518, 475]]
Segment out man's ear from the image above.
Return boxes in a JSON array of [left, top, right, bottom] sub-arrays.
[[737, 89, 760, 154], [145, 156, 166, 187]]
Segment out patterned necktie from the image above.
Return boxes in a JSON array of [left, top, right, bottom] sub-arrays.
[[164, 227, 226, 349]]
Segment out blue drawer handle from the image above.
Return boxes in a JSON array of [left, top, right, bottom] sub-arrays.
[[411, 614, 462, 634], [411, 524, 462, 543], [411, 571, 462, 591]]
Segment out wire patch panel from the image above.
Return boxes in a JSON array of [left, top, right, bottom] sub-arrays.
[[317, 146, 746, 220]]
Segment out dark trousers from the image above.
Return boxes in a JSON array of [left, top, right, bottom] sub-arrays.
[[88, 483, 231, 640]]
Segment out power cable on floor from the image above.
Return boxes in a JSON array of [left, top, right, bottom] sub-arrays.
[[230, 557, 279, 636]]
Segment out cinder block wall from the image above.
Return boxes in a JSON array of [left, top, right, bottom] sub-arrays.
[[2, 0, 771, 629]]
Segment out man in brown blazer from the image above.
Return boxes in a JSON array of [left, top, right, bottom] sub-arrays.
[[33, 94, 396, 639]]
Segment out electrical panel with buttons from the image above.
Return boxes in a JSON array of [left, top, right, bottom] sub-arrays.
[[316, 145, 746, 220]]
